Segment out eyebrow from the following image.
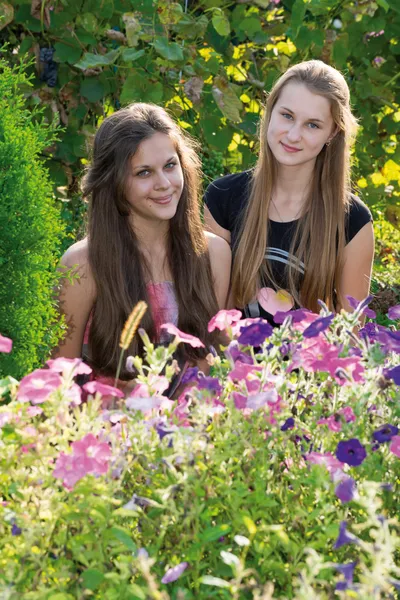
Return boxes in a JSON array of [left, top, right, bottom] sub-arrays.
[[132, 156, 177, 170], [280, 106, 325, 123]]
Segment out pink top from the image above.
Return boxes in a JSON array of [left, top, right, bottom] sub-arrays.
[[83, 281, 179, 347]]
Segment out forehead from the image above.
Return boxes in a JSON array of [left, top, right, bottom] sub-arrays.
[[275, 82, 332, 121], [131, 132, 177, 165]]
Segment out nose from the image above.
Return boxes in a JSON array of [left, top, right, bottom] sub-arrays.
[[286, 123, 302, 143], [154, 169, 170, 190]]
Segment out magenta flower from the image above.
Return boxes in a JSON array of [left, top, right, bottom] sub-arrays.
[[298, 339, 340, 376], [303, 314, 334, 338], [336, 439, 366, 467], [346, 295, 376, 319], [208, 309, 242, 332], [53, 453, 88, 490], [335, 478, 356, 503], [0, 412, 12, 427], [18, 369, 63, 404], [334, 521, 359, 549], [389, 435, 400, 458], [161, 561, 189, 584], [83, 380, 124, 399], [47, 357, 92, 377], [388, 305, 400, 320], [71, 434, 111, 474], [318, 414, 342, 432], [274, 308, 313, 324], [306, 451, 345, 481], [0, 334, 12, 353], [228, 361, 261, 382], [238, 319, 273, 346], [246, 388, 279, 410], [160, 323, 205, 348]]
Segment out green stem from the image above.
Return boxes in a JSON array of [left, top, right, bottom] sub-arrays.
[[114, 348, 125, 387]]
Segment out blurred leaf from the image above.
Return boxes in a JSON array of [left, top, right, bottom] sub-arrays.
[[0, 2, 14, 31], [80, 78, 106, 102], [212, 12, 231, 37], [54, 42, 82, 64], [82, 568, 104, 591], [153, 37, 184, 61], [74, 49, 120, 70], [110, 526, 137, 551], [200, 576, 231, 588], [121, 48, 145, 63]]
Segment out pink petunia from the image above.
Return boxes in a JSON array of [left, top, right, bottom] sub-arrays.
[[26, 406, 43, 417], [318, 415, 343, 432], [53, 452, 88, 490], [83, 380, 124, 399], [0, 412, 12, 427], [71, 433, 111, 475], [208, 309, 242, 333], [0, 334, 12, 353], [306, 451, 345, 481], [228, 361, 262, 382], [47, 357, 92, 377], [160, 323, 205, 348], [18, 369, 63, 404], [389, 435, 400, 458], [125, 395, 173, 413]]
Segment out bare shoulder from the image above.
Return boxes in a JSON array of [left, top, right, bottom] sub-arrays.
[[60, 238, 90, 274], [205, 231, 231, 258]]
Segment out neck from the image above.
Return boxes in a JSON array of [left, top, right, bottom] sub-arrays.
[[129, 214, 170, 249], [275, 160, 315, 201]]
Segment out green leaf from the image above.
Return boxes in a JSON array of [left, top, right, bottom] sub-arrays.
[[76, 12, 98, 32], [153, 37, 184, 61], [110, 526, 137, 551], [212, 79, 242, 123], [80, 79, 106, 102], [237, 16, 262, 37], [376, 0, 390, 10], [291, 0, 306, 35], [74, 49, 120, 70], [200, 576, 230, 588], [199, 524, 231, 543], [332, 35, 349, 69], [82, 568, 105, 591], [121, 48, 145, 63], [212, 12, 231, 37], [54, 42, 82, 65], [0, 2, 14, 31]]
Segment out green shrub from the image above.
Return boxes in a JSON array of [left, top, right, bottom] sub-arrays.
[[0, 58, 64, 379]]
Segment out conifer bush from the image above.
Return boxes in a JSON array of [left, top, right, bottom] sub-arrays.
[[0, 58, 64, 379]]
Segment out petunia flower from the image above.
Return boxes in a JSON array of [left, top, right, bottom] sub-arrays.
[[335, 477, 356, 503], [53, 453, 88, 490], [18, 369, 63, 404], [336, 439, 367, 467], [385, 365, 400, 386], [388, 304, 400, 320], [47, 357, 92, 377], [376, 328, 400, 353], [274, 308, 313, 324], [228, 361, 261, 382], [83, 380, 124, 399], [208, 309, 242, 332], [346, 294, 376, 319], [373, 424, 399, 444], [303, 314, 334, 338], [334, 521, 359, 549], [389, 435, 400, 458], [306, 451, 345, 481], [0, 334, 12, 353], [281, 417, 295, 431], [11, 523, 22, 536], [161, 561, 189, 584], [160, 323, 204, 348], [335, 561, 357, 591], [238, 319, 273, 346]]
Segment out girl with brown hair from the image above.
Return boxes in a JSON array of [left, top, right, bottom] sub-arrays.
[[55, 103, 231, 384], [204, 60, 374, 323]]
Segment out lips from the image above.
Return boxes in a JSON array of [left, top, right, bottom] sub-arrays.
[[151, 194, 172, 204], [280, 142, 301, 153]]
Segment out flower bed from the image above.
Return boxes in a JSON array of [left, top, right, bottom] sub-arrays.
[[1, 300, 400, 599]]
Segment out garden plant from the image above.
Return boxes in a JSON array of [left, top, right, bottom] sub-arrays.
[[1, 299, 399, 598]]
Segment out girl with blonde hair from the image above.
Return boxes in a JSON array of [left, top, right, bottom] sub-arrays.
[[205, 60, 374, 322]]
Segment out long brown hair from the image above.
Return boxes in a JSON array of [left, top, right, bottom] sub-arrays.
[[232, 60, 359, 312], [82, 103, 219, 378]]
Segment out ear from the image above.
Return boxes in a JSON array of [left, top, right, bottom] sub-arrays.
[[327, 125, 340, 145]]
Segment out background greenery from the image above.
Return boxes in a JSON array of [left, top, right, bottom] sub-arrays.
[[0, 0, 399, 332]]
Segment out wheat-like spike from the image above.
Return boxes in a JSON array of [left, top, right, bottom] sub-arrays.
[[119, 301, 148, 350]]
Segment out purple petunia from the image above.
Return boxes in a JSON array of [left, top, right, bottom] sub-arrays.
[[336, 439, 367, 467], [384, 366, 400, 386], [281, 417, 295, 431], [181, 367, 199, 385], [303, 314, 334, 338], [161, 561, 189, 584], [198, 376, 223, 395], [334, 521, 358, 549], [238, 319, 273, 346], [388, 304, 400, 321], [373, 423, 399, 444], [335, 561, 357, 591], [376, 328, 400, 353], [335, 477, 356, 503], [11, 523, 22, 536], [274, 308, 313, 324], [346, 294, 376, 319]]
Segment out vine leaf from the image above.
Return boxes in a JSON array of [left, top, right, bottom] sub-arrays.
[[74, 50, 120, 70], [153, 37, 184, 61], [212, 12, 231, 37], [212, 77, 242, 123], [122, 13, 141, 47]]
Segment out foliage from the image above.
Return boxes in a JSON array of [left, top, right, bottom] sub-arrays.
[[0, 57, 64, 379], [2, 0, 399, 246], [1, 301, 400, 598]]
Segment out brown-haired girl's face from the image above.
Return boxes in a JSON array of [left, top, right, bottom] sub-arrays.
[[267, 82, 336, 168], [125, 132, 184, 226]]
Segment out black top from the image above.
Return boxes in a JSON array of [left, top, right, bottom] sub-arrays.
[[204, 170, 373, 322]]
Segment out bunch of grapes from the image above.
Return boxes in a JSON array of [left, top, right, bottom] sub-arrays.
[[202, 150, 225, 184]]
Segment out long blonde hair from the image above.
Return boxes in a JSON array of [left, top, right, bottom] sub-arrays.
[[231, 60, 359, 312]]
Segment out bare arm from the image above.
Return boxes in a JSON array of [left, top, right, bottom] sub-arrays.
[[205, 232, 232, 310], [53, 240, 96, 359], [339, 222, 374, 314], [204, 206, 231, 244]]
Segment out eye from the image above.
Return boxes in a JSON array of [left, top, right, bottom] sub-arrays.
[[136, 169, 150, 177], [307, 122, 320, 129], [165, 161, 177, 169], [281, 112, 293, 120]]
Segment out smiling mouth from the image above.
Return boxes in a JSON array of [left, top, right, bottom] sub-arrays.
[[151, 195, 172, 204], [281, 142, 302, 152]]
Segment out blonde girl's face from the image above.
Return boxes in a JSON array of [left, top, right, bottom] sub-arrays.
[[266, 82, 337, 168], [125, 132, 184, 225]]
